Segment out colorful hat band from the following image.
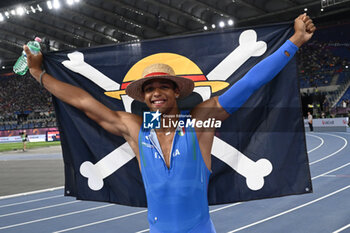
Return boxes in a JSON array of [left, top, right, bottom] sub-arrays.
[[144, 72, 171, 78]]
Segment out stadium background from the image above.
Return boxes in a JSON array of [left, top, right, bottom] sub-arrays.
[[0, 0, 349, 232]]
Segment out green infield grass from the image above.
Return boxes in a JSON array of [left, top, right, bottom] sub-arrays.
[[0, 141, 61, 152]]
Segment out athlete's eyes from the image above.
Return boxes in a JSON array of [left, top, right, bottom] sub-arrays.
[[143, 85, 170, 92], [144, 87, 154, 92]]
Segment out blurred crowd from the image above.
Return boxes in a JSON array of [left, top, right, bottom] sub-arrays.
[[297, 38, 350, 118], [0, 73, 56, 130], [297, 40, 349, 88]]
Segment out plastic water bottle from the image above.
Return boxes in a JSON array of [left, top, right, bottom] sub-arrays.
[[13, 37, 42, 75]]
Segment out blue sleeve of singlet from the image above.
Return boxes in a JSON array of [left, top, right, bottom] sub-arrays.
[[218, 39, 299, 114]]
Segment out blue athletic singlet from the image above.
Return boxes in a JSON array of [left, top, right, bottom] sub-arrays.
[[138, 112, 215, 233]]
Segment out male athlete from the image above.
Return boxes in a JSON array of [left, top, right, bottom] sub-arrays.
[[25, 14, 315, 233]]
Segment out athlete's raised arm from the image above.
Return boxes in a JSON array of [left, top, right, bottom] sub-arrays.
[[192, 13, 316, 122], [25, 46, 141, 140]]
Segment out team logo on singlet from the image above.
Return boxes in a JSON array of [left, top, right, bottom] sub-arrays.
[[178, 127, 185, 136]]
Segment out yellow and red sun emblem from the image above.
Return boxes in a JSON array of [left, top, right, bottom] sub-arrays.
[[104, 53, 229, 100]]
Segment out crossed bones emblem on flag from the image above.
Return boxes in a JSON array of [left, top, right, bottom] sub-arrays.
[[62, 30, 273, 192]]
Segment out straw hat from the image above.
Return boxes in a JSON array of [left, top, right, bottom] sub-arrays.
[[125, 63, 194, 102]]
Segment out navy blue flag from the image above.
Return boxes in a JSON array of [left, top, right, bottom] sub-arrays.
[[44, 22, 312, 207]]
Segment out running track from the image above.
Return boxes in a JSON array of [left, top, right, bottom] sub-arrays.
[[0, 132, 349, 233]]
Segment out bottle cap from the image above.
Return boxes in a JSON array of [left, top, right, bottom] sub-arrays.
[[34, 37, 42, 42]]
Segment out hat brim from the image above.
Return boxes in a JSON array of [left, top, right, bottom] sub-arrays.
[[125, 75, 194, 102]]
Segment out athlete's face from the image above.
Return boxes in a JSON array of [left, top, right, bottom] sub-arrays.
[[142, 79, 180, 114]]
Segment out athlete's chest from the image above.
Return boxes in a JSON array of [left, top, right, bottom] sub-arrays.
[[142, 128, 194, 171], [156, 132, 175, 168]]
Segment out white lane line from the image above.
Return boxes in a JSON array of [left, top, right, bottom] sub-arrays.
[[0, 204, 114, 230], [135, 229, 149, 233], [227, 185, 350, 233], [53, 209, 148, 233], [209, 203, 242, 213], [333, 223, 350, 233], [0, 195, 62, 209], [0, 186, 64, 200], [0, 200, 79, 218], [224, 155, 350, 232], [306, 133, 324, 153], [312, 161, 350, 180], [309, 133, 347, 165]]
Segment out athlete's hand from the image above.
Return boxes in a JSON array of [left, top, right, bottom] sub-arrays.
[[289, 13, 316, 47], [23, 45, 43, 80], [294, 13, 316, 43]]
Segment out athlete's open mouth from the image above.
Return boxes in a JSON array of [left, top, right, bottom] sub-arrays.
[[151, 99, 166, 105]]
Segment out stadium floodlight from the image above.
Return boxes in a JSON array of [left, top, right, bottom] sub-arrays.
[[66, 0, 74, 5], [53, 0, 61, 9], [47, 1, 53, 9], [203, 26, 208, 30], [31, 6, 36, 13], [4, 11, 10, 18], [16, 7, 25, 16], [74, 0, 80, 2], [2, 66, 5, 69], [228, 19, 234, 26], [11, 9, 16, 15], [219, 21, 225, 28], [211, 24, 216, 29], [304, 8, 308, 11], [37, 4, 43, 11], [0, 14, 4, 22]]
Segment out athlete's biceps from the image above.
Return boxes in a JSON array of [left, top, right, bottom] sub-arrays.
[[115, 112, 142, 139], [194, 97, 230, 120], [86, 102, 121, 131], [191, 98, 217, 118], [105, 111, 130, 136]]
